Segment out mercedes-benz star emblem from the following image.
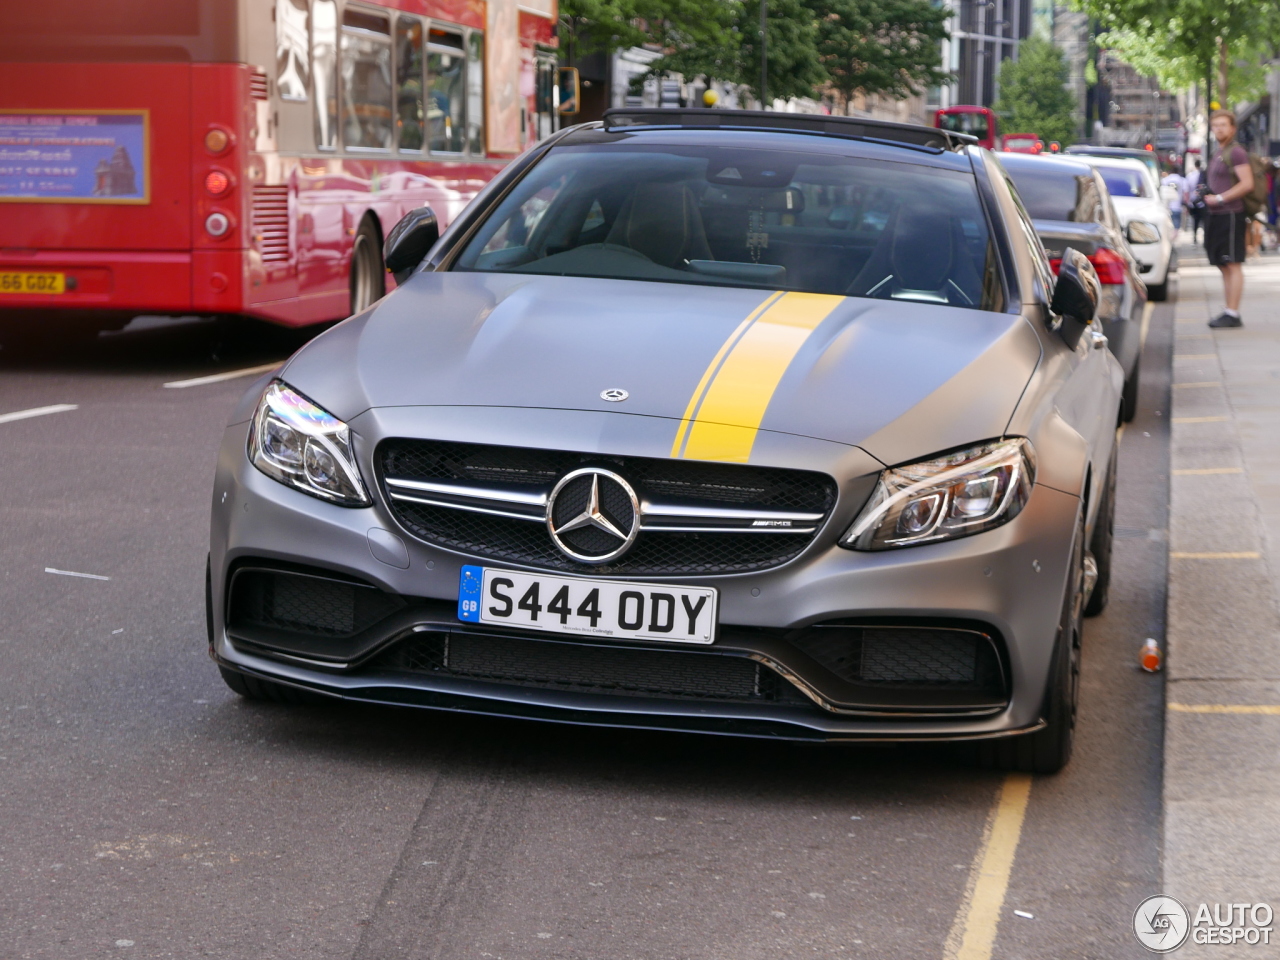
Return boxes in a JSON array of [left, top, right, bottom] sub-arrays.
[[546, 467, 640, 563], [600, 388, 629, 402]]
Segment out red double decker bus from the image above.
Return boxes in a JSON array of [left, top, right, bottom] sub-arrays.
[[0, 0, 558, 336], [934, 106, 998, 151]]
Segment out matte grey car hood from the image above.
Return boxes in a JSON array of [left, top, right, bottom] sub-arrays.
[[283, 272, 1042, 465]]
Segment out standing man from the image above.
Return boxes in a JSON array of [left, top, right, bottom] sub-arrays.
[[1203, 109, 1254, 328]]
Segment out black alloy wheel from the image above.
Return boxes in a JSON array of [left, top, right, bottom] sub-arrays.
[[1084, 445, 1117, 617], [1121, 360, 1141, 422]]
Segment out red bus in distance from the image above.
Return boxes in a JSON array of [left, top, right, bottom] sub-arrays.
[[934, 106, 998, 151], [0, 0, 559, 334]]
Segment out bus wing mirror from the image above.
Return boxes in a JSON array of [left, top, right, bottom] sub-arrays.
[[558, 67, 580, 116], [384, 206, 440, 282], [1049, 247, 1099, 348]]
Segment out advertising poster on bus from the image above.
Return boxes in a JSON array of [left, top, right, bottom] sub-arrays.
[[0, 111, 148, 203]]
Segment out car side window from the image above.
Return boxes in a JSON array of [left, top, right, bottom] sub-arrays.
[[1004, 174, 1055, 299]]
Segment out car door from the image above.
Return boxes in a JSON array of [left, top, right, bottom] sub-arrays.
[[1004, 173, 1116, 477]]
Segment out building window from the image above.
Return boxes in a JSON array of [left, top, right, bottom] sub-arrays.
[[341, 7, 393, 150], [396, 16, 425, 151]]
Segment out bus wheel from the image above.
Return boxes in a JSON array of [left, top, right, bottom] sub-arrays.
[[349, 218, 386, 315]]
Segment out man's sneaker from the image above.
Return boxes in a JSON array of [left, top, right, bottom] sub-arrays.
[[1209, 312, 1243, 328]]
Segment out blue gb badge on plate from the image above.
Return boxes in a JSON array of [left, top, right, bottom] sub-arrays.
[[458, 565, 483, 622]]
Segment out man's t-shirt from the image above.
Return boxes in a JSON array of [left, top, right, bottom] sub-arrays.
[[1206, 143, 1249, 214], [1161, 173, 1186, 211]]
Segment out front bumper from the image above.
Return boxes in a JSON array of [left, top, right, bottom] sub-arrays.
[[210, 418, 1081, 742], [1128, 239, 1172, 285]]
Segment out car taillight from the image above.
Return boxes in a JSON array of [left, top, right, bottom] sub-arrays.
[[1049, 247, 1127, 285], [1088, 248, 1127, 284]]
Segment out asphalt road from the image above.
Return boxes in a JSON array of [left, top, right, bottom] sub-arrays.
[[0, 304, 1172, 960]]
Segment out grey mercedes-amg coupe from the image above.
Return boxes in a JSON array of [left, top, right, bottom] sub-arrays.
[[208, 109, 1121, 773]]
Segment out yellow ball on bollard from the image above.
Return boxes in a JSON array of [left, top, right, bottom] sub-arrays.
[[703, 89, 719, 108]]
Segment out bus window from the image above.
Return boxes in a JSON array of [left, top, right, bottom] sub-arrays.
[[467, 31, 485, 155], [276, 0, 309, 101], [313, 0, 338, 149], [396, 16, 425, 151], [342, 8, 393, 150], [428, 28, 466, 153]]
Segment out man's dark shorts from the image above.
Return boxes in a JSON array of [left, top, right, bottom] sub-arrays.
[[1205, 211, 1247, 265]]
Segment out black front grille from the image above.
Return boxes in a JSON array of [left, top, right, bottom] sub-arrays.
[[380, 439, 837, 575], [790, 625, 1004, 690], [370, 631, 813, 704]]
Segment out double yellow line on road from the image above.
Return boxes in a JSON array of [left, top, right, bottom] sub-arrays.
[[943, 773, 1034, 960]]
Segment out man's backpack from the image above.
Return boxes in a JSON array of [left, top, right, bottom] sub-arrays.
[[1226, 142, 1269, 217]]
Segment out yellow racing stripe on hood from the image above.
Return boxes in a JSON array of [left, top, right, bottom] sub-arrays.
[[672, 291, 844, 463]]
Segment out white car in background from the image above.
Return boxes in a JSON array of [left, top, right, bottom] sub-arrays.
[[1088, 157, 1176, 300]]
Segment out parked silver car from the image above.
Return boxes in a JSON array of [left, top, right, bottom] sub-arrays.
[[208, 110, 1122, 773]]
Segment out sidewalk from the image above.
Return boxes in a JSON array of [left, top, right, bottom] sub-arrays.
[[1162, 241, 1280, 955]]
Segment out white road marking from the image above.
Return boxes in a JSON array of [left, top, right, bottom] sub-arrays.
[[45, 567, 110, 581], [163, 363, 280, 389], [1139, 300, 1154, 350], [0, 403, 78, 425]]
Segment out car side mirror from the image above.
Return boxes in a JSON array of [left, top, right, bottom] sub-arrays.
[[1049, 247, 1099, 349], [1125, 220, 1160, 245], [384, 206, 440, 284]]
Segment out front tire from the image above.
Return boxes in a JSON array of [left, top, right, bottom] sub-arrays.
[[349, 217, 386, 315], [1121, 359, 1140, 422], [976, 513, 1085, 774], [1084, 444, 1117, 617]]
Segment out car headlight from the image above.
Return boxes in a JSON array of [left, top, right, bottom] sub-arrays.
[[841, 439, 1035, 551], [248, 380, 371, 506]]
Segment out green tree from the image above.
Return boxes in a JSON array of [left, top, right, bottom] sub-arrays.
[[991, 36, 1079, 145], [562, 0, 951, 107], [811, 0, 950, 107], [642, 0, 828, 104], [1072, 0, 1280, 129]]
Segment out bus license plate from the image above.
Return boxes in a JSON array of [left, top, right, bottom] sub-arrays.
[[0, 272, 66, 295], [457, 565, 717, 644]]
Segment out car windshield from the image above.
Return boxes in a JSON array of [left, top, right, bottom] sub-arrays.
[[454, 142, 1002, 310], [1006, 165, 1100, 222], [1094, 164, 1153, 198]]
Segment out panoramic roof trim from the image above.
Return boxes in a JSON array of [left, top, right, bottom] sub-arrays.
[[601, 108, 976, 154]]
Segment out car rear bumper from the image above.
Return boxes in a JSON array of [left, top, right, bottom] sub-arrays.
[[210, 418, 1082, 743]]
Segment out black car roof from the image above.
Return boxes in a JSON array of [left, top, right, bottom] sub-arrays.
[[600, 108, 973, 154]]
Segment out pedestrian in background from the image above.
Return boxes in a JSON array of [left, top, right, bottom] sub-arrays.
[[1202, 110, 1254, 328], [1185, 159, 1206, 242], [1161, 165, 1186, 232]]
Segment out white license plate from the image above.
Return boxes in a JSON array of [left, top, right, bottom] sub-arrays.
[[457, 565, 717, 644]]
